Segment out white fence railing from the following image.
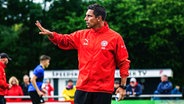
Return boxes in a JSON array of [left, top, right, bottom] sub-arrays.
[[5, 95, 64, 99], [5, 94, 183, 99], [112, 94, 182, 98]]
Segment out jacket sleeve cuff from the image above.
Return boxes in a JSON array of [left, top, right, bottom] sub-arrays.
[[48, 32, 59, 45], [48, 32, 56, 40]]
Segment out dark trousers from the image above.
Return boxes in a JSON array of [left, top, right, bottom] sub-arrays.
[[0, 95, 6, 104], [74, 90, 112, 104], [29, 91, 45, 104]]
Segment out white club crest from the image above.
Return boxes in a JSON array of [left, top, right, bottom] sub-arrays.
[[101, 40, 108, 47]]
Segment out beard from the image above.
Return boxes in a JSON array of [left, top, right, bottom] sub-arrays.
[[86, 22, 94, 29], [4, 60, 8, 65], [86, 23, 91, 28]]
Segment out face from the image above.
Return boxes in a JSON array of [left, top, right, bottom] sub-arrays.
[[23, 76, 29, 83], [161, 75, 168, 82], [0, 58, 9, 65], [12, 79, 17, 85], [68, 82, 73, 86], [45, 79, 50, 85], [114, 83, 120, 88], [130, 81, 136, 87], [42, 60, 50, 68], [84, 9, 100, 29], [175, 86, 180, 90], [5, 58, 9, 64]]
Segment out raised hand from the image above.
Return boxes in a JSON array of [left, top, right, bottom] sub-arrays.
[[35, 20, 53, 37], [8, 84, 12, 89]]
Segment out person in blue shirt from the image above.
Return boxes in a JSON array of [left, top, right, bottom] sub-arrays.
[[155, 74, 172, 94], [126, 77, 142, 96], [153, 74, 172, 100], [28, 55, 51, 104], [171, 85, 181, 94], [171, 85, 181, 100]]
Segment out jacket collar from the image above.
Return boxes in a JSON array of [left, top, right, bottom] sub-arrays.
[[0, 61, 6, 68], [91, 22, 109, 33]]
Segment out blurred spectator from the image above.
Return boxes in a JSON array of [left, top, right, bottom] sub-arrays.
[[42, 79, 54, 101], [112, 80, 120, 100], [113, 80, 120, 95], [154, 74, 172, 94], [6, 76, 23, 102], [20, 75, 30, 96], [126, 78, 142, 96], [171, 85, 181, 94], [171, 85, 181, 100], [62, 79, 76, 101], [20, 75, 30, 101], [153, 74, 172, 100]]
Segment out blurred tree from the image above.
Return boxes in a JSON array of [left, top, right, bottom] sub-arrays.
[[42, 0, 86, 69], [103, 0, 184, 84], [0, 0, 44, 80], [144, 0, 184, 84]]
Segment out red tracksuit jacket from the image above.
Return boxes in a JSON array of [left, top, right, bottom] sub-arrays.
[[49, 22, 130, 93], [0, 62, 9, 96], [5, 85, 23, 102]]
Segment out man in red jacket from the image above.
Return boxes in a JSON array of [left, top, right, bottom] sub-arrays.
[[0, 53, 12, 104], [35, 4, 130, 104]]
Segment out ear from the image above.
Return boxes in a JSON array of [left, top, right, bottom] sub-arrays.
[[97, 16, 102, 21]]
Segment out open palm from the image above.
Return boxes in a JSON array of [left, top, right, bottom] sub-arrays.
[[35, 20, 52, 35]]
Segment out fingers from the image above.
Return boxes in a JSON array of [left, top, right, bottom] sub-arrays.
[[35, 20, 45, 32], [118, 95, 122, 101], [9, 84, 12, 87], [35, 20, 40, 27], [117, 94, 125, 101], [39, 32, 46, 34], [35, 20, 41, 26], [37, 90, 43, 97], [118, 97, 122, 101], [39, 31, 52, 35], [35, 20, 53, 36]]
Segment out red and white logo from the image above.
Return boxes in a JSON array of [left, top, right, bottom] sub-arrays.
[[101, 40, 108, 49]]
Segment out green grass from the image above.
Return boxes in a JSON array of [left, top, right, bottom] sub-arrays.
[[111, 100, 184, 104]]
